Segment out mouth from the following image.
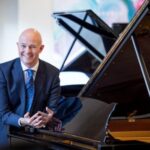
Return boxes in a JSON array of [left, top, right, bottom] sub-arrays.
[[22, 53, 33, 59], [24, 55, 32, 59]]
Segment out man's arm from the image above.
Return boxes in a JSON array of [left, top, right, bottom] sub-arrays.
[[47, 70, 61, 113], [0, 68, 20, 127]]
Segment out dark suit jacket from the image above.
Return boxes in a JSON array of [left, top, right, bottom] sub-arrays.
[[0, 58, 61, 146]]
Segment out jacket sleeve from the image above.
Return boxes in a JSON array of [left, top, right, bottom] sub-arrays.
[[0, 68, 20, 127], [47, 70, 61, 113]]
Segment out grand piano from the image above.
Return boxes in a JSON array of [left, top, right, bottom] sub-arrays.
[[9, 0, 150, 149]]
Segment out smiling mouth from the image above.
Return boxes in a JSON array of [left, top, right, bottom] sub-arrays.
[[22, 54, 33, 59]]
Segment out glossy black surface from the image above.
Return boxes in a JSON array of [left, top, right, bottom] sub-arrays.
[[79, 0, 150, 118]]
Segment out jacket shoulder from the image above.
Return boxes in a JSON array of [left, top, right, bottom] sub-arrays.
[[39, 59, 60, 73], [0, 58, 20, 71]]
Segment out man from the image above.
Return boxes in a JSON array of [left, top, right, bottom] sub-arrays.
[[0, 28, 61, 146]]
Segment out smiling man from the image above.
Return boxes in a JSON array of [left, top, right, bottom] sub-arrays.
[[0, 28, 61, 146], [17, 28, 44, 68]]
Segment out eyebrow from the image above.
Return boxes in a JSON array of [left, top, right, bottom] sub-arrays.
[[19, 43, 39, 46]]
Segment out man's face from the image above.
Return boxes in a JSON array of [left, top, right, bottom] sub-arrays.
[[17, 30, 44, 68]]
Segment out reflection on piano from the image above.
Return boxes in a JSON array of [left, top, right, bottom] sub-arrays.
[[9, 0, 150, 149]]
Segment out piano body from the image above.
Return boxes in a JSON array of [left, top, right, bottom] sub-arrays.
[[9, 0, 150, 149], [78, 0, 150, 145]]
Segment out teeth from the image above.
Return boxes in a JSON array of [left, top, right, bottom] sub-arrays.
[[24, 55, 32, 58]]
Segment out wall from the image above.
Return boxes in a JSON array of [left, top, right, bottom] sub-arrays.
[[0, 0, 56, 67], [0, 0, 18, 62]]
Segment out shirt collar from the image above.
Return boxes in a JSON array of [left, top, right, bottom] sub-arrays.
[[21, 60, 39, 72]]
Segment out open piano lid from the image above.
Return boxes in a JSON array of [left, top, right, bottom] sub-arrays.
[[53, 9, 117, 71], [79, 0, 150, 118]]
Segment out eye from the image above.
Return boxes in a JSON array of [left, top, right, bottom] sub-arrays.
[[20, 44, 26, 49], [29, 45, 37, 49]]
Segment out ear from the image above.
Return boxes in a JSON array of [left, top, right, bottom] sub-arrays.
[[40, 45, 44, 52], [16, 42, 20, 50]]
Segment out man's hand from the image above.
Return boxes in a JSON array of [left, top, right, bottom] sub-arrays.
[[29, 107, 54, 128], [19, 112, 31, 126], [20, 107, 54, 128], [32, 107, 53, 128]]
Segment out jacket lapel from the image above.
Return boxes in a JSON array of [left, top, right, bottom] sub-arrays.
[[30, 60, 45, 114], [13, 59, 26, 115]]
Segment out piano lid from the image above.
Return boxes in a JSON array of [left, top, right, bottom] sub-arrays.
[[78, 0, 150, 117], [52, 10, 117, 71]]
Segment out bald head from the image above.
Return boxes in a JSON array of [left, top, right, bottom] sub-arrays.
[[18, 28, 43, 45]]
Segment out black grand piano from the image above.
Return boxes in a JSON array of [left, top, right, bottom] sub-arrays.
[[9, 0, 150, 149]]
